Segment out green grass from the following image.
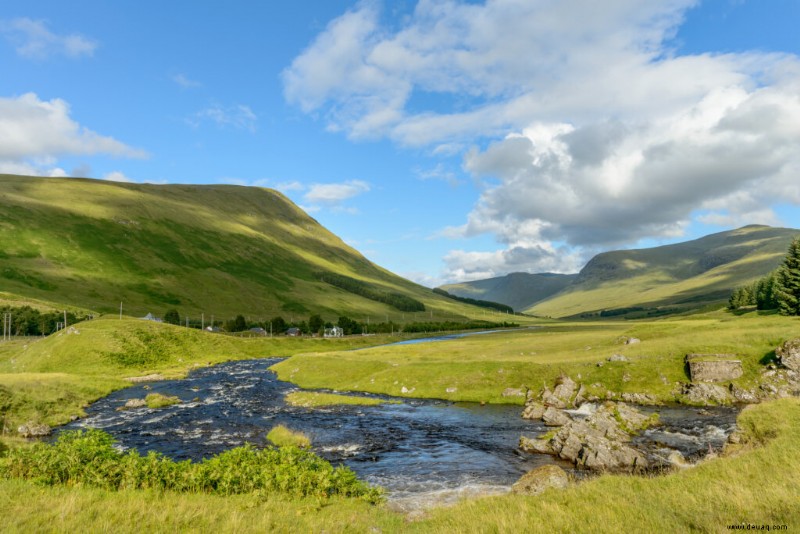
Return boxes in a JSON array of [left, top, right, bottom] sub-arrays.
[[284, 391, 397, 408], [272, 310, 800, 404], [266, 425, 311, 448], [144, 393, 180, 409]]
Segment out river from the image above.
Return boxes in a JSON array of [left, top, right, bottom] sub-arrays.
[[61, 338, 739, 509]]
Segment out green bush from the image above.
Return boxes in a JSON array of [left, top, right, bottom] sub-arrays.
[[0, 429, 382, 503]]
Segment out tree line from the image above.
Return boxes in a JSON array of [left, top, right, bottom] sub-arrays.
[[728, 236, 800, 315], [0, 306, 89, 336], [431, 288, 514, 314], [316, 272, 426, 312]]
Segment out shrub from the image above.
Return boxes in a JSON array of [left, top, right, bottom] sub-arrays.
[[0, 429, 382, 503]]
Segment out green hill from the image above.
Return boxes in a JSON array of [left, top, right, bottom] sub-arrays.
[[439, 272, 576, 312], [0, 174, 480, 322], [530, 225, 799, 318]]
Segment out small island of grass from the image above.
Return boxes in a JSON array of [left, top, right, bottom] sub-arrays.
[[285, 391, 399, 408], [267, 424, 311, 448], [144, 393, 181, 409]]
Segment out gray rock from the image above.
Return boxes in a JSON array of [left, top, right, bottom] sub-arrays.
[[776, 338, 800, 372], [18, 422, 51, 438], [446, 387, 458, 393], [681, 383, 733, 405], [552, 375, 577, 404], [620, 392, 659, 405], [542, 406, 572, 427], [519, 436, 554, 454], [625, 337, 641, 345], [541, 389, 567, 409], [729, 384, 759, 404], [502, 387, 525, 397], [521, 401, 546, 420], [121, 398, 147, 409], [511, 464, 569, 496], [608, 354, 628, 362]]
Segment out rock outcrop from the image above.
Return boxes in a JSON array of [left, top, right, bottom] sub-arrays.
[[17, 422, 51, 437], [777, 338, 800, 372], [520, 400, 655, 472], [511, 464, 570, 495], [679, 383, 733, 405]]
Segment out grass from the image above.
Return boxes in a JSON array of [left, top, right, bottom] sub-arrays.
[[271, 310, 800, 405], [284, 391, 398, 408], [1, 398, 798, 532], [267, 425, 311, 448], [144, 393, 180, 409]]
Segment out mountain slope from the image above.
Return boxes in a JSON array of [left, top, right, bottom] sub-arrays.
[[439, 272, 576, 312], [530, 225, 799, 318], [0, 174, 479, 322]]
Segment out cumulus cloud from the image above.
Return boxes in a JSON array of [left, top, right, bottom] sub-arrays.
[[189, 104, 258, 132], [0, 18, 97, 59], [287, 0, 800, 280], [0, 93, 147, 177], [102, 171, 132, 183]]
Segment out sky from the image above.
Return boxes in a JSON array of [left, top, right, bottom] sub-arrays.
[[2, 0, 799, 287]]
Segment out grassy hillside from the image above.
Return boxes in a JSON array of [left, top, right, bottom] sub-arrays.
[[530, 225, 799, 318], [0, 174, 485, 323], [440, 272, 576, 311]]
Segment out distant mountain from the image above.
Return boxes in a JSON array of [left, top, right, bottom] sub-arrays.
[[440, 272, 576, 312], [441, 225, 799, 318], [0, 174, 479, 321]]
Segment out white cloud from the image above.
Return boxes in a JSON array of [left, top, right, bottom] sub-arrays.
[[172, 73, 202, 88], [0, 18, 97, 59], [304, 180, 370, 204], [102, 171, 132, 183], [189, 104, 258, 132], [0, 93, 147, 177], [287, 0, 800, 281]]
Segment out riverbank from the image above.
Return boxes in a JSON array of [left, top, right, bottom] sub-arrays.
[[270, 310, 800, 406]]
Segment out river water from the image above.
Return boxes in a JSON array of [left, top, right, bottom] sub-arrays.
[[61, 344, 740, 508]]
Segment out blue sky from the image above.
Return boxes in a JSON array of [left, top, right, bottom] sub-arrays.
[[2, 1, 799, 286]]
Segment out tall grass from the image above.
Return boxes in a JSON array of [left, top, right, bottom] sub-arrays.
[[0, 429, 382, 503]]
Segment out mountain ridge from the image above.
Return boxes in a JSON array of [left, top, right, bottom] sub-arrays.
[[439, 225, 799, 318]]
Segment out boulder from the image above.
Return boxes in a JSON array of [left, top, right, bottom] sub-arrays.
[[729, 384, 759, 404], [519, 436, 554, 454], [502, 387, 526, 398], [122, 398, 147, 409], [541, 388, 567, 409], [624, 337, 641, 345], [511, 464, 569, 496], [521, 401, 546, 420], [18, 422, 51, 438], [543, 406, 572, 426], [776, 338, 800, 372], [620, 392, 659, 405], [685, 354, 743, 383], [608, 354, 628, 362], [552, 375, 577, 404]]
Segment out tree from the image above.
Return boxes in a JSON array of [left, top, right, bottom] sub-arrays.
[[308, 314, 324, 334], [226, 314, 248, 332], [270, 316, 287, 334], [164, 309, 181, 325], [776, 237, 800, 316]]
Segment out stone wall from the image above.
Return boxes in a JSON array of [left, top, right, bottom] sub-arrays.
[[685, 354, 743, 383]]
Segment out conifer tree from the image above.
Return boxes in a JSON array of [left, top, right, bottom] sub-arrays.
[[775, 237, 800, 316]]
